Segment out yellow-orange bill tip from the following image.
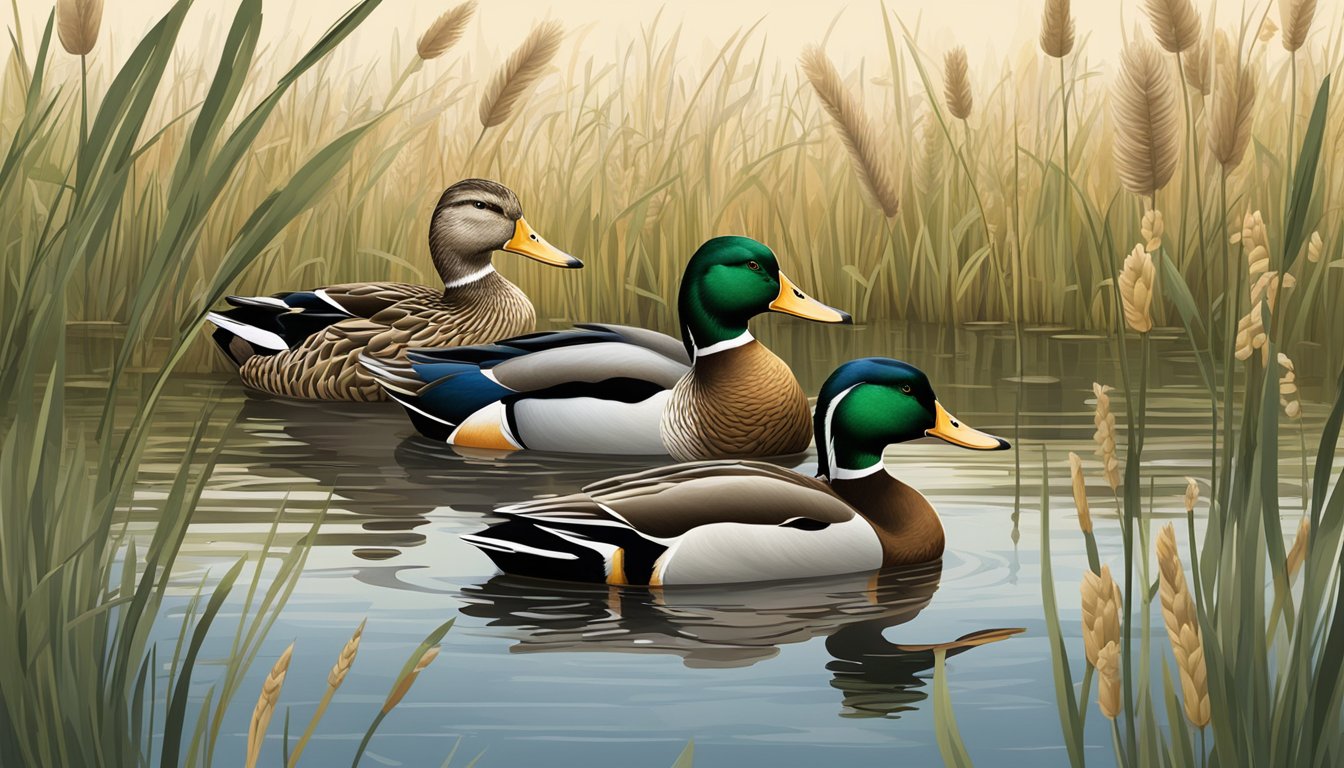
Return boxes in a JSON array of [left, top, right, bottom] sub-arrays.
[[769, 272, 852, 324], [503, 217, 582, 268], [925, 401, 1010, 450]]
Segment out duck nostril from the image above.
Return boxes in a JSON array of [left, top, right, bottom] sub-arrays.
[[793, 289, 804, 299], [952, 420, 960, 428], [530, 233, 538, 241]]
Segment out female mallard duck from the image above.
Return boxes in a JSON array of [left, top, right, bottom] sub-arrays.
[[362, 235, 851, 459], [207, 179, 580, 401], [461, 358, 1010, 585]]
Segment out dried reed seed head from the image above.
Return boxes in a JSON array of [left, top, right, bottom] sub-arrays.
[[382, 645, 442, 714], [1259, 16, 1280, 43], [1091, 383, 1121, 490], [1068, 451, 1093, 534], [1280, 0, 1317, 52], [1209, 52, 1256, 171], [1081, 564, 1122, 667], [1144, 0, 1202, 54], [478, 20, 565, 129], [1039, 0, 1076, 58], [1307, 231, 1323, 263], [1141, 209, 1165, 252], [1184, 477, 1199, 513], [246, 643, 295, 768], [943, 46, 974, 120], [1286, 516, 1311, 577], [1156, 525, 1210, 728], [1279, 353, 1302, 419], [1112, 39, 1180, 198], [56, 0, 103, 56], [1182, 37, 1211, 96], [914, 112, 944, 197], [799, 46, 901, 218], [1096, 640, 1123, 719], [1119, 243, 1157, 334], [417, 1, 476, 61], [327, 621, 366, 689]]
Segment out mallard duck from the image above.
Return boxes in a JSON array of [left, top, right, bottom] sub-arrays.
[[207, 179, 580, 401], [461, 358, 1010, 585], [361, 235, 851, 458]]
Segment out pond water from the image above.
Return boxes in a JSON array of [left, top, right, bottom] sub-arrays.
[[100, 319, 1327, 767]]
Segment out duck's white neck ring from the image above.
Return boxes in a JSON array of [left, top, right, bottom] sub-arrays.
[[830, 462, 886, 481], [693, 330, 754, 358], [443, 264, 495, 289]]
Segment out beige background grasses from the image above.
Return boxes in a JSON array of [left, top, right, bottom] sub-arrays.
[[3, 0, 1343, 372]]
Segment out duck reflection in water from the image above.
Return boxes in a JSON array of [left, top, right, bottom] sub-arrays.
[[458, 562, 1022, 718]]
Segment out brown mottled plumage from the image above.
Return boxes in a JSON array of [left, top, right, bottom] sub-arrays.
[[831, 471, 945, 566]]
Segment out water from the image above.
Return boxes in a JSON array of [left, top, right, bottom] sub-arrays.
[[101, 320, 1326, 767]]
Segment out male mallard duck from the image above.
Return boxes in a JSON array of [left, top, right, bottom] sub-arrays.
[[207, 179, 580, 401], [461, 358, 1010, 585], [362, 235, 851, 459]]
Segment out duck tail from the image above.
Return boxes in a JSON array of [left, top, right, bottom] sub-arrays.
[[461, 520, 614, 583], [360, 351, 515, 443], [207, 292, 350, 368]]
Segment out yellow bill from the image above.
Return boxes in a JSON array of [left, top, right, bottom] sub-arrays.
[[769, 272, 852, 324], [503, 217, 582, 268], [925, 402, 1011, 450]]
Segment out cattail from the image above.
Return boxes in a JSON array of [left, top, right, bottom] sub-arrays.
[[1039, 0, 1076, 59], [1144, 0, 1201, 54], [1068, 452, 1092, 534], [1081, 564, 1122, 667], [943, 46, 974, 120], [1259, 16, 1280, 43], [1112, 39, 1180, 199], [1208, 49, 1256, 171], [245, 643, 295, 768], [1182, 37, 1211, 96], [1286, 515, 1311, 578], [56, 0, 102, 56], [1279, 353, 1302, 419], [1280, 0, 1316, 52], [1096, 640, 1122, 719], [1184, 477, 1199, 513], [1119, 243, 1156, 333], [1141, 209, 1164, 252], [1092, 383, 1121, 490], [383, 646, 441, 714], [800, 46, 901, 218], [1156, 525, 1210, 728], [478, 20, 565, 129], [1307, 231, 1323, 263], [417, 2, 476, 61]]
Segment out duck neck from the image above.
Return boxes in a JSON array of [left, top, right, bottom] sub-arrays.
[[678, 285, 752, 359], [429, 223, 497, 288], [827, 462, 945, 566]]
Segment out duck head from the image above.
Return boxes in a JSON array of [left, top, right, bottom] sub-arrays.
[[429, 179, 581, 287], [814, 358, 1010, 480], [677, 236, 851, 357]]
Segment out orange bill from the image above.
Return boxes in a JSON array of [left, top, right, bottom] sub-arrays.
[[769, 272, 852, 324], [503, 217, 582, 268], [925, 402, 1011, 450]]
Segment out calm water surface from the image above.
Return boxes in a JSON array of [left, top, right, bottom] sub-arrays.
[[102, 321, 1329, 767]]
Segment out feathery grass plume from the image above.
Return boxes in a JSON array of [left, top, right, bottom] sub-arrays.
[[1184, 476, 1199, 513], [1081, 564, 1122, 666], [1144, 0, 1201, 54], [1286, 515, 1311, 578], [1156, 525, 1210, 727], [943, 46, 974, 120], [1259, 16, 1280, 43], [417, 1, 476, 61], [1208, 47, 1256, 171], [1039, 0, 1075, 58], [1280, 0, 1317, 52], [479, 20, 565, 129], [1141, 208, 1165, 252], [1307, 231, 1323, 263], [1119, 243, 1156, 333], [287, 621, 366, 768], [1091, 383, 1121, 490], [1234, 212, 1296, 362], [914, 112, 944, 197], [1182, 37, 1211, 95], [1112, 39, 1180, 198], [1278, 353, 1302, 419], [1068, 452, 1092, 533], [800, 46, 901, 218], [1096, 640, 1122, 719], [56, 0, 103, 56], [245, 642, 295, 768], [383, 645, 441, 713]]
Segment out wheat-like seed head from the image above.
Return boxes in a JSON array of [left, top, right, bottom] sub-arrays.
[[1208, 50, 1256, 172], [1141, 209, 1165, 252], [1184, 477, 1199, 513], [943, 46, 974, 120], [1307, 231, 1323, 263], [1119, 243, 1156, 334], [1259, 16, 1280, 43], [1091, 383, 1121, 490], [1068, 452, 1092, 534], [1278, 353, 1302, 419], [1280, 0, 1317, 52], [1112, 39, 1180, 199], [382, 646, 441, 714], [1081, 564, 1122, 667], [1144, 0, 1201, 54], [1097, 640, 1122, 719], [327, 620, 366, 689], [800, 46, 901, 218], [56, 0, 102, 56], [478, 20, 565, 129], [1156, 525, 1210, 728], [245, 643, 295, 768], [1286, 515, 1311, 578], [1039, 0, 1075, 59], [417, 2, 476, 61], [1182, 37, 1211, 95], [914, 112, 944, 197]]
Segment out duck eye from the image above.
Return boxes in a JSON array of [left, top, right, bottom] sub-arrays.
[[472, 201, 486, 210], [747, 260, 760, 271], [901, 384, 912, 394]]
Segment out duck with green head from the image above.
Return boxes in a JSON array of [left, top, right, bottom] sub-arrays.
[[461, 358, 1011, 585], [363, 235, 851, 459]]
